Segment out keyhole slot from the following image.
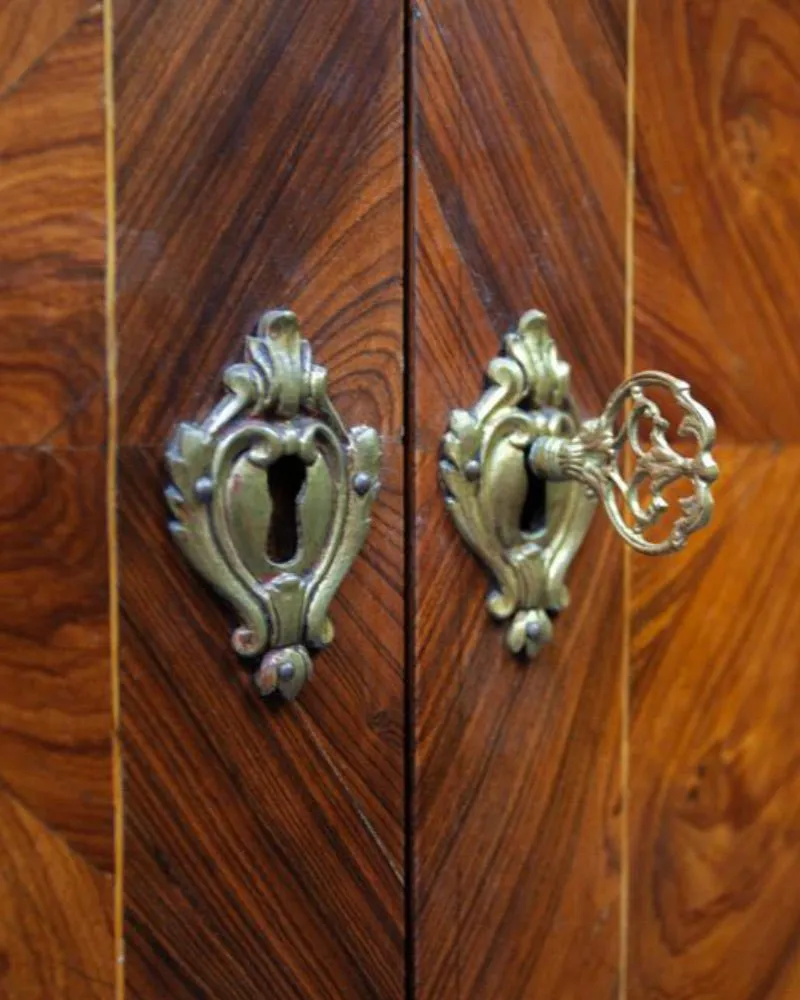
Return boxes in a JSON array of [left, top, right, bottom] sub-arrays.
[[266, 456, 307, 564], [520, 464, 547, 535]]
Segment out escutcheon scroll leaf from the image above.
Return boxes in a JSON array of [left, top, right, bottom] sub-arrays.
[[440, 311, 596, 658], [165, 311, 380, 700], [441, 310, 718, 658]]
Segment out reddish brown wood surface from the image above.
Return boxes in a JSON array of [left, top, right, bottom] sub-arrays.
[[115, 0, 406, 996], [0, 451, 113, 999], [631, 2, 800, 996], [411, 1, 627, 996], [0, 4, 113, 998], [629, 447, 800, 999], [634, 1, 800, 444], [2, 2, 798, 998], [0, 4, 106, 447]]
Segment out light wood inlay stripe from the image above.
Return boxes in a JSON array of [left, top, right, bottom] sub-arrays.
[[620, 0, 638, 995], [103, 0, 124, 997]]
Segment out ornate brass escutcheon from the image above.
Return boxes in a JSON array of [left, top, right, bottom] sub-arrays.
[[165, 311, 380, 699], [440, 310, 718, 657]]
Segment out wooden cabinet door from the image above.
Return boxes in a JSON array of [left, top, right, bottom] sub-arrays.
[[410, 1, 800, 998], [1, 0, 407, 997], [2, 1, 800, 999], [411, 2, 626, 994], [116, 0, 407, 997]]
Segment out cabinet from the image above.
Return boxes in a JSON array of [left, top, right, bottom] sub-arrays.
[[1, 1, 799, 997]]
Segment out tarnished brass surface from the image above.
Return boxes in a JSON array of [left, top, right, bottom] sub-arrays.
[[165, 311, 380, 699], [440, 311, 596, 657], [440, 310, 717, 657], [529, 370, 718, 555]]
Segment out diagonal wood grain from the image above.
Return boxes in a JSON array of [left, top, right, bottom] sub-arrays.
[[115, 0, 405, 994], [0, 7, 105, 447], [412, 0, 627, 995], [120, 451, 403, 999], [628, 446, 800, 998], [116, 0, 404, 445], [634, 0, 800, 443]]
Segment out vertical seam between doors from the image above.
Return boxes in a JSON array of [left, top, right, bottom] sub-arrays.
[[103, 1, 123, 996], [403, 1, 419, 998]]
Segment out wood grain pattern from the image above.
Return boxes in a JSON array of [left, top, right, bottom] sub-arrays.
[[116, 0, 404, 445], [634, 0, 800, 443], [411, 1, 627, 995], [120, 451, 403, 999], [631, 2, 800, 994], [0, 450, 113, 996], [0, 0, 93, 95], [4, 3, 797, 998], [0, 792, 113, 1000], [628, 447, 800, 998], [0, 3, 112, 996], [0, 6, 106, 447], [115, 0, 406, 995]]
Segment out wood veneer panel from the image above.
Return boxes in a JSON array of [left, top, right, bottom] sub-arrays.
[[630, 2, 800, 993], [412, 1, 627, 996], [0, 4, 112, 995], [0, 793, 113, 1000], [115, 0, 405, 995], [0, 7, 105, 446], [634, 1, 800, 443], [0, 450, 113, 996], [628, 446, 800, 998], [631, 4, 800, 995], [120, 451, 402, 999], [116, 0, 404, 445], [0, 0, 92, 94]]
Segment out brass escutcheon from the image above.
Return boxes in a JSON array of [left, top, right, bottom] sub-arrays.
[[165, 311, 380, 699], [440, 310, 718, 658]]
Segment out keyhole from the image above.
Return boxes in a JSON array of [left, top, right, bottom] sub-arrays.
[[266, 456, 307, 563], [520, 465, 547, 535]]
